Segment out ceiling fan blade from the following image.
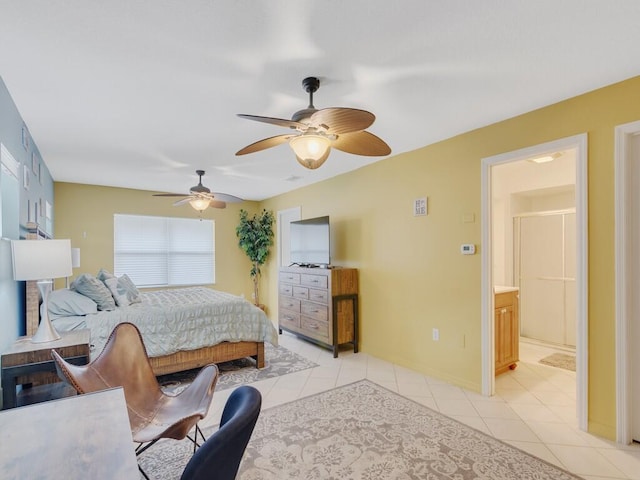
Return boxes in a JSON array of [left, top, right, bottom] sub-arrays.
[[211, 192, 243, 203], [332, 130, 392, 156], [311, 108, 375, 134], [237, 114, 306, 130], [173, 197, 192, 206], [209, 200, 227, 209], [153, 192, 189, 197], [236, 134, 295, 155]]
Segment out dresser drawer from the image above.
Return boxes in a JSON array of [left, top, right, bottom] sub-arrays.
[[308, 288, 328, 304], [279, 295, 301, 312], [279, 283, 293, 296], [279, 272, 301, 284], [301, 316, 329, 342], [279, 309, 300, 329], [301, 273, 328, 289], [301, 301, 328, 321], [293, 286, 309, 300]]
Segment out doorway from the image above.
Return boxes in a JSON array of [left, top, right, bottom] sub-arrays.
[[481, 133, 588, 431], [614, 119, 640, 444], [277, 207, 301, 267]]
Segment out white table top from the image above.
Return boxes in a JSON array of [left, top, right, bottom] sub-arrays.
[[0, 388, 139, 479], [2, 329, 90, 356]]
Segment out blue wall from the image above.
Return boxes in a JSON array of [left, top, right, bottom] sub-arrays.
[[0, 76, 55, 353]]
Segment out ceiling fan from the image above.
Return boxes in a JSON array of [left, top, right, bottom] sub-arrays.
[[152, 170, 242, 212], [236, 76, 391, 170]]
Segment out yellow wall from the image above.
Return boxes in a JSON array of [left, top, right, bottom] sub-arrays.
[[54, 76, 640, 440], [53, 182, 261, 299], [260, 75, 640, 440]]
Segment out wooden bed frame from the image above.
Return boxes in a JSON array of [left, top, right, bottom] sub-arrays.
[[149, 340, 265, 375], [26, 293, 266, 376]]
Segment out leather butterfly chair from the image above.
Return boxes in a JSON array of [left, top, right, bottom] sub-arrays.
[[181, 385, 262, 480], [51, 322, 219, 480]]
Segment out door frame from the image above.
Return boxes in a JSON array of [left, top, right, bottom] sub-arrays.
[[614, 119, 640, 444], [480, 133, 588, 431]]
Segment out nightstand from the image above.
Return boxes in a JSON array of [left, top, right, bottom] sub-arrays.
[[1, 329, 90, 410]]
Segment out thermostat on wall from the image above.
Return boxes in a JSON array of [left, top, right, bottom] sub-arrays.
[[461, 244, 475, 255]]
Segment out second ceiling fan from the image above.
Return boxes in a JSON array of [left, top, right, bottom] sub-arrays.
[[236, 77, 391, 170], [152, 170, 242, 212]]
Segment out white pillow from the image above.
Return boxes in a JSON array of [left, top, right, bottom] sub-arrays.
[[47, 288, 98, 318]]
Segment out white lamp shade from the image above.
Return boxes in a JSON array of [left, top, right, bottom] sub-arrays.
[[71, 247, 81, 268], [189, 197, 210, 212], [11, 239, 73, 281], [290, 135, 331, 170]]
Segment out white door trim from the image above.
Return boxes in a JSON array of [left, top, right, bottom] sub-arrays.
[[614, 119, 640, 444], [481, 133, 588, 431]]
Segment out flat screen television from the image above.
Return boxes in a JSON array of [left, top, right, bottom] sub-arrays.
[[290, 216, 330, 267]]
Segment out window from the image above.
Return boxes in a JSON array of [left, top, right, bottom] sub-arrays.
[[114, 214, 215, 287]]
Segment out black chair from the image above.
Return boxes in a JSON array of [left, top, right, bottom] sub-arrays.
[[181, 385, 262, 480]]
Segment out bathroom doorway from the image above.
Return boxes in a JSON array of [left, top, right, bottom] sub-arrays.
[[481, 133, 588, 430]]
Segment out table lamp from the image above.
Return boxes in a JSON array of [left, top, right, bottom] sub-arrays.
[[11, 239, 73, 343], [66, 247, 81, 288]]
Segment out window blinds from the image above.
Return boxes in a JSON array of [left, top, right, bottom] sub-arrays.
[[114, 214, 215, 287]]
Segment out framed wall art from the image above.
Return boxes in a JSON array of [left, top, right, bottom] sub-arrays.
[[23, 164, 30, 190], [21, 125, 29, 150]]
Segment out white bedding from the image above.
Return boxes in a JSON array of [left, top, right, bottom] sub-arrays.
[[53, 287, 278, 359]]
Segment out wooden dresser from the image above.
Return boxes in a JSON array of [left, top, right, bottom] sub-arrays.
[[495, 287, 519, 375], [278, 266, 359, 357]]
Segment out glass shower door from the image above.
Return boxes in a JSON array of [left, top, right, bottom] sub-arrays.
[[516, 211, 576, 347]]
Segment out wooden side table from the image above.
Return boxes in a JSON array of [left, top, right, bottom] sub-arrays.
[[1, 329, 90, 410]]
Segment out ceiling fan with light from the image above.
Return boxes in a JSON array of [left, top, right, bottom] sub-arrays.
[[152, 170, 242, 212], [236, 76, 391, 170]]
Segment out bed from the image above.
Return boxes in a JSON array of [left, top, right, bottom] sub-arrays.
[[34, 279, 278, 375]]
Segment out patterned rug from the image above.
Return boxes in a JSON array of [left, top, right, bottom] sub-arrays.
[[157, 342, 317, 394], [140, 380, 583, 479], [539, 353, 576, 372]]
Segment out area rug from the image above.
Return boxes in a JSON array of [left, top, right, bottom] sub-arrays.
[[539, 353, 576, 372], [157, 342, 317, 394], [140, 380, 583, 479]]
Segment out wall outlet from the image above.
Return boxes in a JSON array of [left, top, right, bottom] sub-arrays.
[[432, 328, 439, 341]]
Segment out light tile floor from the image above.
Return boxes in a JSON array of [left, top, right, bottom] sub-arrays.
[[202, 334, 640, 480]]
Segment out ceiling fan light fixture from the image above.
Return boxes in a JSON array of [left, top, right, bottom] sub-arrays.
[[290, 134, 331, 170], [528, 152, 562, 164], [189, 197, 210, 212]]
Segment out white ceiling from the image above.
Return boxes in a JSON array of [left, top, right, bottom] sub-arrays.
[[1, 1, 639, 201]]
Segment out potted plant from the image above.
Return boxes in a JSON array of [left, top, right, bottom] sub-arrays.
[[236, 208, 274, 307]]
